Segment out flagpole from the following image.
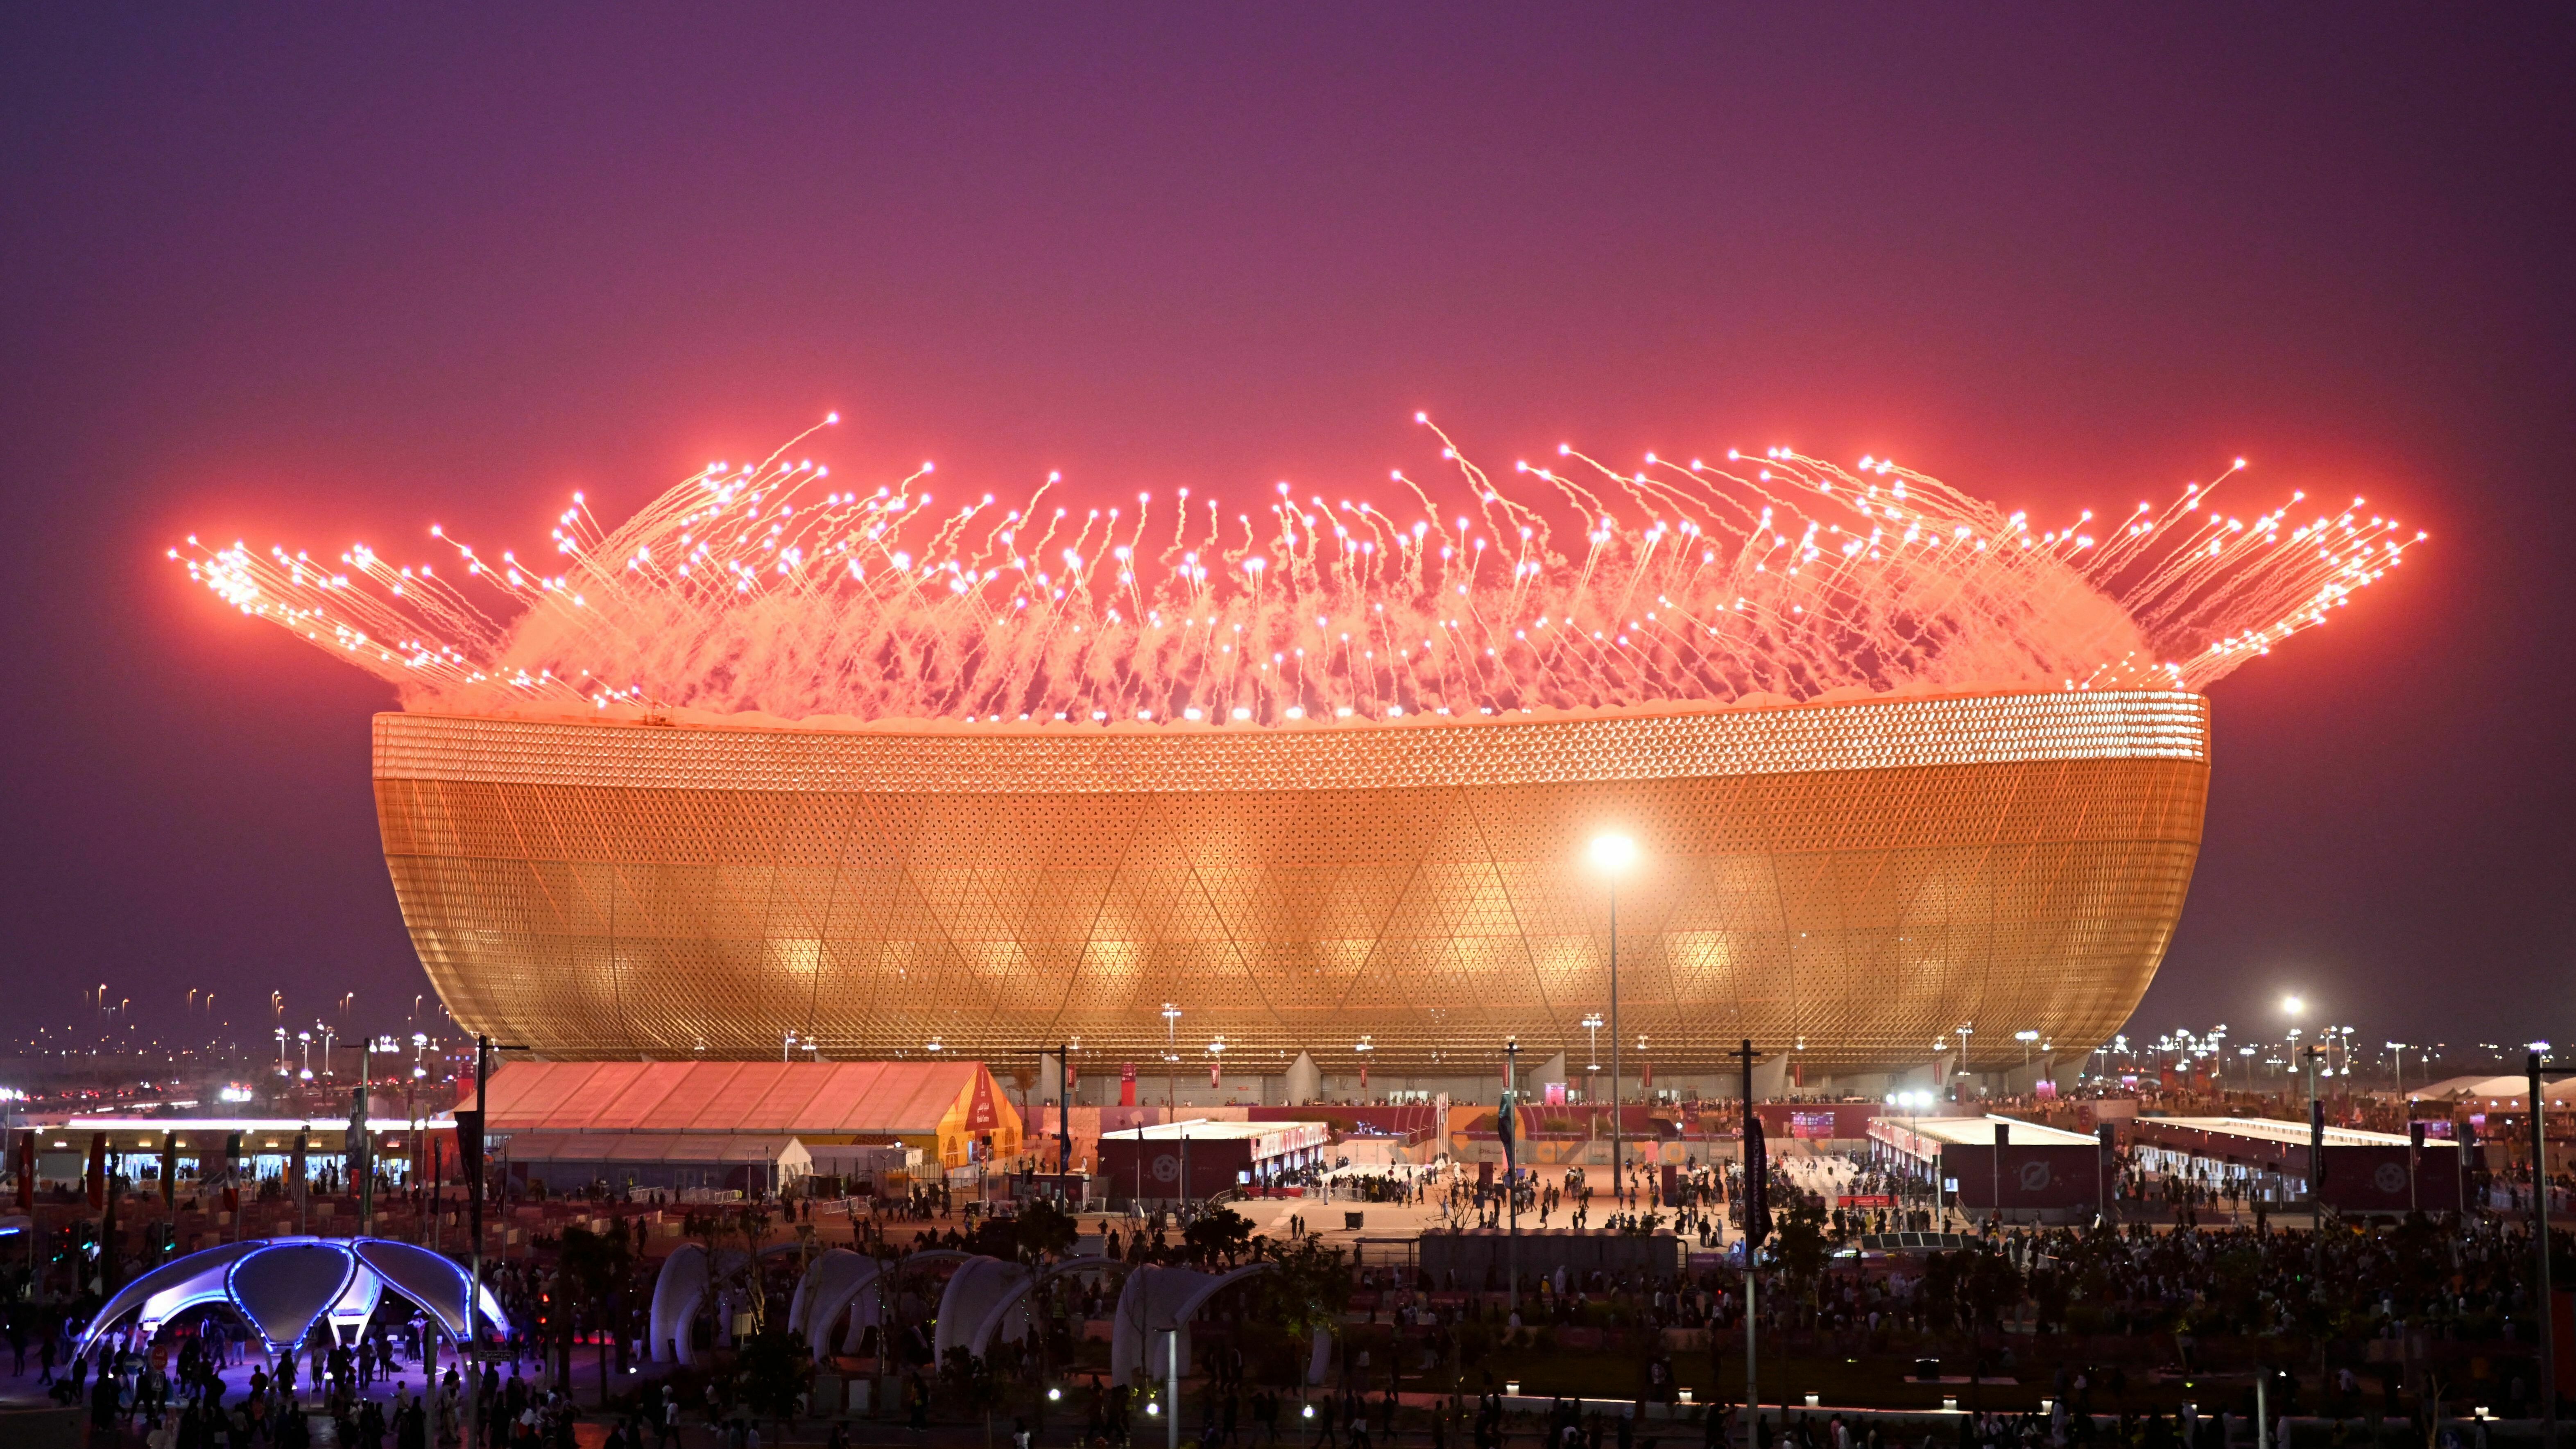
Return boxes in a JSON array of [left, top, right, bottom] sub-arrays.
[[463, 1034, 490, 1449], [1741, 1039, 1762, 1447], [1505, 1039, 1520, 1313]]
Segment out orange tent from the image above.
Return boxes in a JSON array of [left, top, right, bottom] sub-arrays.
[[456, 1060, 1022, 1171]]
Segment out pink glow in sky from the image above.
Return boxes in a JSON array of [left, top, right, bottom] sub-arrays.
[[2, 7, 2569, 1048]]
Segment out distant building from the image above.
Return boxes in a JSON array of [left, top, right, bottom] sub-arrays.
[[1098, 1118, 1329, 1203], [1869, 1114, 2103, 1221], [41, 1116, 429, 1191], [2127, 1115, 2461, 1212]]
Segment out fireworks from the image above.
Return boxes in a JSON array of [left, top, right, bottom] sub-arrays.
[[173, 414, 2420, 725]]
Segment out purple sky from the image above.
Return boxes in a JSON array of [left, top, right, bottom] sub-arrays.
[[3, 7, 2571, 1055]]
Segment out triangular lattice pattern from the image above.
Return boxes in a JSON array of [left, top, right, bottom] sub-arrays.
[[376, 691, 2207, 1073]]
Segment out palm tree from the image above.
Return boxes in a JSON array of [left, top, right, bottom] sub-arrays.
[[555, 1225, 633, 1406]]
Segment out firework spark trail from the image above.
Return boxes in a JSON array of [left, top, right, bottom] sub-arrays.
[[173, 414, 2422, 726]]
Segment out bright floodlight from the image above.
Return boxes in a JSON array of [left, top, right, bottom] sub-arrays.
[[1587, 833, 1640, 876], [2281, 994, 2305, 1017]]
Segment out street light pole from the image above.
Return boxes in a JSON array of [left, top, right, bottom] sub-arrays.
[[354, 1040, 375, 1234], [2304, 1042, 2326, 1293], [2531, 1047, 2565, 1449], [2281, 994, 2307, 1111], [463, 1032, 491, 1449], [1587, 834, 1639, 1205]]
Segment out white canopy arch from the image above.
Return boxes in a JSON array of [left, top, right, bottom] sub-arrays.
[[77, 1238, 506, 1360]]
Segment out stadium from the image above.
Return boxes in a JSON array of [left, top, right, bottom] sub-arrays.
[[374, 688, 2206, 1093], [181, 422, 2408, 1094]]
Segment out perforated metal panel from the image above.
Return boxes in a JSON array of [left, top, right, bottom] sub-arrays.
[[375, 690, 2208, 1073]]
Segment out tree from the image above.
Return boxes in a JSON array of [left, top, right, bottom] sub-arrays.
[[556, 1226, 634, 1403], [1770, 1201, 1830, 1310], [1183, 1206, 1254, 1266], [942, 1343, 1003, 1446], [1014, 1198, 1080, 1265], [736, 1324, 813, 1421], [687, 1205, 773, 1335], [1241, 1236, 1349, 1386]]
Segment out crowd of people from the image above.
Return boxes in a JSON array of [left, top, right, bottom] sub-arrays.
[[11, 1302, 595, 1448], [15, 1123, 2576, 1448]]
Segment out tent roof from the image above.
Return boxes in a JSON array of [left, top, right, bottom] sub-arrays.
[[2406, 1074, 2576, 1104], [1886, 1114, 2096, 1147], [458, 1061, 993, 1136], [2144, 1116, 2431, 1148]]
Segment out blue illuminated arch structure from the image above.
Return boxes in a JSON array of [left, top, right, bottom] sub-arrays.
[[76, 1238, 509, 1358]]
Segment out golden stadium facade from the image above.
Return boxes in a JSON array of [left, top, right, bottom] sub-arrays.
[[373, 689, 2208, 1076]]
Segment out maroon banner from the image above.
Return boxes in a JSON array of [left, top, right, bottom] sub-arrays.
[[2320, 1143, 2463, 1213], [2557, 1290, 2575, 1395], [1939, 1144, 2100, 1211]]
